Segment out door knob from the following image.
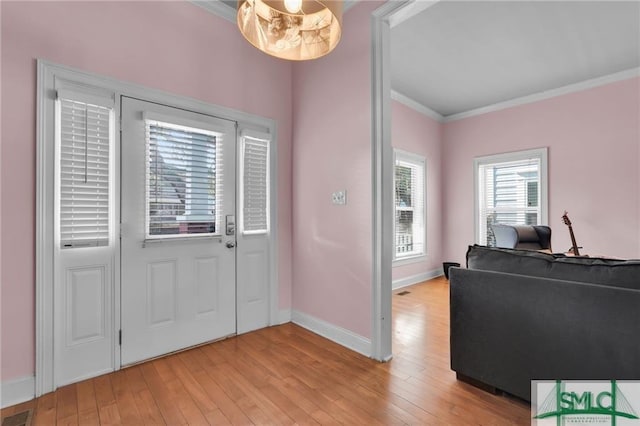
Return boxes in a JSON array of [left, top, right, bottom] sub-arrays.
[[226, 241, 236, 249]]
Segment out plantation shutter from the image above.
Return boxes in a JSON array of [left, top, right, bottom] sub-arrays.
[[240, 134, 270, 234], [57, 89, 113, 248], [145, 117, 222, 238], [478, 157, 541, 246], [394, 151, 425, 259]]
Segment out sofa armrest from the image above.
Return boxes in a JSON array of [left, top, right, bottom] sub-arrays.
[[449, 267, 640, 401]]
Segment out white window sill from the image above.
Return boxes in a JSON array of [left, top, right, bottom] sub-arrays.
[[393, 254, 426, 267]]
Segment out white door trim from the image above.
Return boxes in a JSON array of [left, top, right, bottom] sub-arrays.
[[36, 60, 278, 396], [370, 0, 407, 363], [370, 0, 440, 362]]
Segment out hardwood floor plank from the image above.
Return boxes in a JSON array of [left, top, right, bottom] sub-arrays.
[[277, 375, 375, 425], [92, 375, 122, 425], [55, 382, 78, 423], [165, 354, 222, 417], [180, 348, 255, 425], [201, 347, 294, 425], [178, 350, 253, 425], [123, 366, 149, 394], [139, 362, 187, 425], [76, 379, 100, 425], [7, 276, 531, 425], [97, 403, 121, 425], [204, 408, 232, 426], [165, 377, 210, 426], [57, 413, 79, 426], [250, 382, 320, 425], [151, 356, 212, 425], [266, 375, 337, 424], [210, 343, 294, 421], [122, 367, 167, 425], [32, 390, 56, 425], [110, 369, 143, 424]]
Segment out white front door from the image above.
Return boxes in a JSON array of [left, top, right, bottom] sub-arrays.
[[120, 97, 237, 366]]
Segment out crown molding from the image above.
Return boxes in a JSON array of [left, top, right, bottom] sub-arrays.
[[389, 1, 439, 29], [343, 0, 357, 13], [190, 1, 236, 23], [191, 0, 358, 24], [444, 67, 640, 123], [392, 68, 639, 124], [391, 90, 444, 122]]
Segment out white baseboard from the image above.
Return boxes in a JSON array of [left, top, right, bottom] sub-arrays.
[[291, 310, 371, 357], [277, 308, 292, 325], [392, 268, 443, 290], [1, 375, 35, 409]]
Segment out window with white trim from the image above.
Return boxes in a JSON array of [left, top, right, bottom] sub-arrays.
[[475, 148, 548, 246], [145, 118, 223, 238], [56, 90, 114, 248], [240, 133, 270, 235], [394, 150, 425, 260]]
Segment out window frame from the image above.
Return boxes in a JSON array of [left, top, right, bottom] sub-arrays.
[[142, 112, 227, 241], [55, 87, 116, 250], [473, 147, 548, 245], [239, 130, 271, 236], [393, 149, 426, 263]]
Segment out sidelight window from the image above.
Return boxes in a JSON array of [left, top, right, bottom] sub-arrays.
[[240, 133, 270, 235], [57, 90, 114, 248]]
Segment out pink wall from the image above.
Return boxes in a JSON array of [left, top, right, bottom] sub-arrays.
[[0, 1, 293, 382], [391, 101, 443, 281], [291, 1, 382, 339], [442, 77, 640, 265]]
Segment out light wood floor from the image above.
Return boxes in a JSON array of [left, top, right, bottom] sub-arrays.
[[2, 277, 530, 425]]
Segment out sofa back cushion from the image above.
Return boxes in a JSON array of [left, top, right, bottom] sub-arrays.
[[466, 245, 640, 290]]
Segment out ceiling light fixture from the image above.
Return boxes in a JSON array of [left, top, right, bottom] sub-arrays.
[[237, 0, 343, 61]]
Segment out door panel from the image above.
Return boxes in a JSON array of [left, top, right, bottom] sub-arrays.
[[147, 260, 177, 325], [67, 266, 105, 344], [56, 253, 114, 386], [245, 251, 266, 303], [195, 256, 219, 315], [120, 97, 236, 366]]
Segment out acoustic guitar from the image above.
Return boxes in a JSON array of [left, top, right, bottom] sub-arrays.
[[561, 211, 581, 256]]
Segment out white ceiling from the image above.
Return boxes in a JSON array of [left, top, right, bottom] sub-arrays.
[[390, 1, 640, 117]]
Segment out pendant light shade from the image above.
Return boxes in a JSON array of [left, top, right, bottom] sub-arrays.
[[237, 0, 343, 61]]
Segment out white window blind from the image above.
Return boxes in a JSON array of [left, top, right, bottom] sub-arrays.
[[476, 149, 547, 246], [394, 151, 425, 259], [145, 118, 222, 238], [240, 134, 270, 235], [57, 93, 113, 248]]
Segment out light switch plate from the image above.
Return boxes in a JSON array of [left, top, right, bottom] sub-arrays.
[[332, 190, 347, 205]]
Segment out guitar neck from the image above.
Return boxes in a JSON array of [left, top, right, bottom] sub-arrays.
[[567, 225, 580, 256]]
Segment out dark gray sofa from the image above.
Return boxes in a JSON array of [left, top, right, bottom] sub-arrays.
[[449, 245, 640, 402]]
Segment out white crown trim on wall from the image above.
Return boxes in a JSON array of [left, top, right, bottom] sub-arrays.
[[392, 68, 640, 124], [445, 67, 640, 122], [391, 90, 444, 122], [190, 1, 237, 23]]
